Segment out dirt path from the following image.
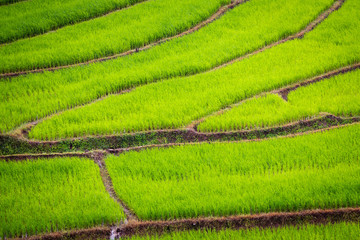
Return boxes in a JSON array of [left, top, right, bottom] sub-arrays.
[[2, 120, 359, 159], [0, 152, 92, 161], [11, 207, 360, 240], [106, 120, 359, 154], [274, 63, 360, 101], [116, 207, 360, 238], [90, 151, 139, 222], [0, 0, 248, 78]]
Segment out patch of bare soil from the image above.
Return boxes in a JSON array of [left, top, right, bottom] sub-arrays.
[[118, 208, 360, 238], [93, 151, 138, 222], [1, 116, 359, 157], [15, 208, 360, 240], [274, 63, 360, 101]]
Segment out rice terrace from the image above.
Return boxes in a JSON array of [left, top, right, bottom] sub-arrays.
[[1, 0, 360, 239]]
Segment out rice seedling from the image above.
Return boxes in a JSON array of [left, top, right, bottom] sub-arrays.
[[105, 124, 360, 220], [198, 69, 360, 132], [26, 0, 360, 140], [0, 0, 145, 43], [127, 222, 360, 240], [0, 157, 124, 238], [0, 0, 231, 72], [0, 0, 338, 133]]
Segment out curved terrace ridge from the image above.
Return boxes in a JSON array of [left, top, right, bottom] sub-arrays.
[[3, 209, 359, 240], [1, 119, 359, 156]]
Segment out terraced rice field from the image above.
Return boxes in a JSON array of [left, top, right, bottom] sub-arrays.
[[0, 0, 359, 239]]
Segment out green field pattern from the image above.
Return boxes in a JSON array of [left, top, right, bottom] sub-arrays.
[[198, 69, 360, 131], [0, 0, 339, 134], [27, 0, 360, 140], [105, 125, 360, 220], [0, 0, 144, 43], [0, 0, 230, 72], [0, 157, 124, 238], [127, 222, 360, 239], [1, 0, 359, 238]]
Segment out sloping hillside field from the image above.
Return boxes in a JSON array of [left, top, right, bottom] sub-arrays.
[[0, 0, 359, 239]]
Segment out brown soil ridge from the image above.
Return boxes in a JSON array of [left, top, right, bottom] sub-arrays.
[[0, 152, 92, 161], [0, 0, 148, 46], [8, 113, 359, 144], [274, 63, 360, 101], [2, 119, 358, 159], [0, 0, 248, 78], [107, 119, 359, 154], [117, 207, 360, 238], [10, 207, 360, 240], [91, 151, 139, 222], [187, 62, 360, 129], [10, 226, 112, 240]]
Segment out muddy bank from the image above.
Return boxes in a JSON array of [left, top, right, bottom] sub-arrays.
[[1, 115, 358, 156]]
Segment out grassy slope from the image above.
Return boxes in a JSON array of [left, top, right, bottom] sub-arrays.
[[0, 157, 124, 238], [198, 69, 360, 131], [0, 0, 144, 43], [0, 0, 337, 134], [0, 0, 230, 72], [27, 0, 360, 140], [105, 124, 360, 220], [127, 222, 360, 239]]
